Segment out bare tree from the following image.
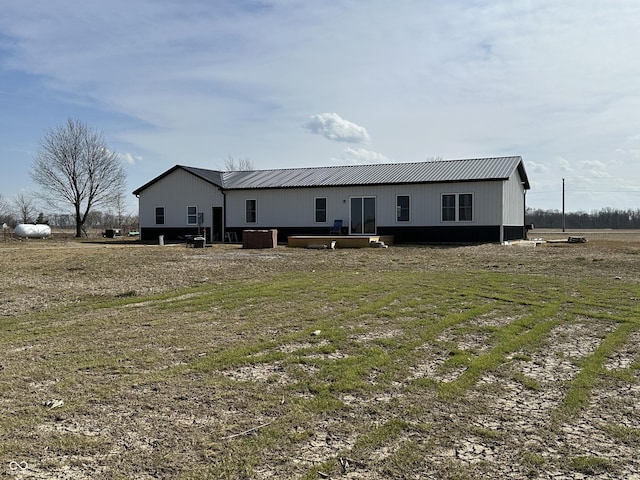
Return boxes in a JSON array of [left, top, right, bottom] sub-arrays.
[[31, 119, 127, 237], [13, 192, 38, 224], [224, 155, 254, 171], [0, 193, 8, 220], [112, 191, 129, 227], [0, 193, 15, 226]]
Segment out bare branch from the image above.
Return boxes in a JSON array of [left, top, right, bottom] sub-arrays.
[[224, 155, 254, 171], [220, 418, 276, 440], [30, 118, 127, 237], [12, 193, 38, 224]]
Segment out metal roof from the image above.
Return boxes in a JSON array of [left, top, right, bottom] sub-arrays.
[[222, 156, 529, 190], [133, 156, 529, 194], [181, 166, 225, 186]]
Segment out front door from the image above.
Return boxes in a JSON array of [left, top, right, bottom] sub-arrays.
[[350, 197, 376, 234], [211, 207, 223, 242]]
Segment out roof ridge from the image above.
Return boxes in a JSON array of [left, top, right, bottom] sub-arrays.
[[221, 156, 521, 174]]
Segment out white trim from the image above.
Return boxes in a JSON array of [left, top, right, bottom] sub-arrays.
[[441, 193, 474, 223], [395, 194, 411, 223], [155, 206, 165, 225], [245, 199, 257, 224], [314, 196, 327, 224], [349, 195, 377, 235], [187, 205, 198, 225], [458, 193, 473, 222], [441, 193, 456, 222]]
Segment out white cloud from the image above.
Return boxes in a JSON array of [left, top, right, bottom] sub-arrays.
[[579, 160, 608, 176], [526, 161, 549, 174], [2, 2, 640, 211], [119, 152, 143, 165], [332, 148, 391, 165], [555, 156, 573, 173], [303, 113, 371, 144]]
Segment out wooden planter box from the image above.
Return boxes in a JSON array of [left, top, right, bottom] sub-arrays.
[[243, 229, 278, 249]]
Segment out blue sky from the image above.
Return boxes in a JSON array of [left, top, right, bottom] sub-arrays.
[[1, 0, 640, 214]]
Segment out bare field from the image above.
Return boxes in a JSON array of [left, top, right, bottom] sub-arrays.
[[1, 230, 639, 479]]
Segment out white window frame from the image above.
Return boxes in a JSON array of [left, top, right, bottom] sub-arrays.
[[458, 193, 473, 222], [245, 199, 257, 224], [441, 193, 473, 222], [155, 206, 165, 225], [187, 206, 198, 225], [441, 194, 456, 222], [396, 195, 410, 222], [314, 197, 327, 223]]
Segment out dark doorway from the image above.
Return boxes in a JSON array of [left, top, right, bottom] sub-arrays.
[[212, 207, 223, 242]]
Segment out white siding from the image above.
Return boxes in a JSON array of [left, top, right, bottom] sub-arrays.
[[225, 181, 506, 229], [138, 169, 224, 228], [137, 167, 522, 234], [502, 170, 525, 225]]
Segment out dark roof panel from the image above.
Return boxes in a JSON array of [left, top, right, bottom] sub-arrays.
[[181, 166, 225, 187]]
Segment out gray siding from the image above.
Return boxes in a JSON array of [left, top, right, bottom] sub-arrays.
[[134, 157, 528, 242], [225, 181, 505, 230], [138, 168, 224, 229], [502, 170, 526, 225]]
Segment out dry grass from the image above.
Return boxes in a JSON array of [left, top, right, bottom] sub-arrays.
[[1, 229, 639, 479]]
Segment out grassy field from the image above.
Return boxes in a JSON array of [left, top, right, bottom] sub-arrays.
[[1, 230, 639, 479]]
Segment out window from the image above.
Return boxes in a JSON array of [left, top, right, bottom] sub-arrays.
[[187, 206, 197, 225], [459, 194, 473, 221], [245, 199, 257, 223], [441, 194, 456, 222], [396, 195, 410, 222], [155, 207, 165, 225], [441, 193, 473, 222], [315, 197, 327, 223]]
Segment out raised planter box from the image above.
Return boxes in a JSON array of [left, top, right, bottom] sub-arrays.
[[243, 229, 278, 249]]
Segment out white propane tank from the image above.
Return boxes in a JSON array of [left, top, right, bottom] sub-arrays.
[[14, 224, 52, 238]]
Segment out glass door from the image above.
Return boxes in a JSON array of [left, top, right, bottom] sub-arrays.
[[350, 197, 376, 234]]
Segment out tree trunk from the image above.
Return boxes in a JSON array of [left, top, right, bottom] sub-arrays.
[[75, 207, 83, 238]]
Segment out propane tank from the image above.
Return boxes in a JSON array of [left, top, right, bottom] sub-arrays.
[[14, 224, 52, 238]]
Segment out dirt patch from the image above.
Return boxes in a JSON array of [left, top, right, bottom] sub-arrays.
[[1, 230, 640, 479], [1, 230, 639, 318]]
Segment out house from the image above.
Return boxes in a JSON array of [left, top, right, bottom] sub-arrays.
[[132, 156, 530, 244]]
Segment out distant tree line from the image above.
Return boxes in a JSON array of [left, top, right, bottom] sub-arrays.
[[526, 207, 640, 229], [47, 210, 139, 233], [1, 191, 137, 234]]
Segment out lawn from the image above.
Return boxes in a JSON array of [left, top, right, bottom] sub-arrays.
[[1, 230, 639, 479]]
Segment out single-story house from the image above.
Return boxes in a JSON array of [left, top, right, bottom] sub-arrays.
[[132, 156, 530, 244]]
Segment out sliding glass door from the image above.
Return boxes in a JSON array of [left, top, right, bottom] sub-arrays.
[[350, 197, 376, 234]]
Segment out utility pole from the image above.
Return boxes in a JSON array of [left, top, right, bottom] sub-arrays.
[[562, 178, 565, 232]]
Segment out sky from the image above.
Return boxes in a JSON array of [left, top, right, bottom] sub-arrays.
[[1, 0, 640, 215]]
